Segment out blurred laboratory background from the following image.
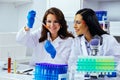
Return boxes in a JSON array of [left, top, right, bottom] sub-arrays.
[[0, 0, 120, 80], [0, 0, 120, 65]]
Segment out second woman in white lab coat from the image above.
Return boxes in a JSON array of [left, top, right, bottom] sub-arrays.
[[16, 7, 74, 66], [68, 8, 120, 69]]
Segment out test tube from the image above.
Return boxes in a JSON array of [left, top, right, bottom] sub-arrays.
[[13, 60, 17, 74], [8, 56, 11, 73]]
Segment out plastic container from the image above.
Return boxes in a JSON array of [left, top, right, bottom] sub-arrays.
[[95, 11, 107, 21], [95, 11, 110, 33], [34, 63, 68, 80]]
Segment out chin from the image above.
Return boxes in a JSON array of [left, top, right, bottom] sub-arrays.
[[76, 32, 81, 35]]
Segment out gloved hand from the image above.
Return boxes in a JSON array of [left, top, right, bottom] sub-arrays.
[[27, 10, 36, 28], [44, 40, 56, 59]]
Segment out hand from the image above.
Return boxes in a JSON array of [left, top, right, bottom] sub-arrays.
[[44, 40, 56, 58], [27, 10, 36, 28]]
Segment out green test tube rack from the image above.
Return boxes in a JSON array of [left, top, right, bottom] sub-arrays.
[[76, 56, 116, 72]]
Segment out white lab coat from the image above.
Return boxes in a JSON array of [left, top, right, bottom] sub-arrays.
[[16, 28, 73, 65], [68, 34, 120, 68]]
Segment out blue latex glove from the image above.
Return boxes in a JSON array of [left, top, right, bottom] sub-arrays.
[[27, 10, 36, 28], [44, 40, 56, 59]]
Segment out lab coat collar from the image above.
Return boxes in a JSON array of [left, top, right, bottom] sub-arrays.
[[81, 36, 89, 56], [51, 36, 63, 48]]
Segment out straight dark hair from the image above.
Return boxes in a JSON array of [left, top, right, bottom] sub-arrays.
[[76, 8, 108, 37]]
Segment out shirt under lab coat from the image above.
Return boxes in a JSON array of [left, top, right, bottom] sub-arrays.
[[68, 34, 120, 69], [16, 28, 73, 65]]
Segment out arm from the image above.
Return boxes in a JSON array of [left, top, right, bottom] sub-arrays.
[[68, 37, 81, 70], [16, 26, 41, 48], [16, 10, 40, 47], [103, 35, 120, 71], [103, 35, 120, 58]]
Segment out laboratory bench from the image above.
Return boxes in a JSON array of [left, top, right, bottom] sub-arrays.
[[0, 71, 120, 80], [0, 62, 120, 80], [0, 63, 34, 80], [0, 72, 33, 80]]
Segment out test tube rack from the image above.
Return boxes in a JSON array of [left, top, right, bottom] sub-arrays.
[[34, 63, 68, 80], [76, 56, 117, 78]]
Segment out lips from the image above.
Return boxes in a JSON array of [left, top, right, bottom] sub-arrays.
[[75, 29, 79, 32], [50, 28, 56, 31]]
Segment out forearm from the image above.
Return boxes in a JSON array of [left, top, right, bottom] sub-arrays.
[[16, 27, 32, 46]]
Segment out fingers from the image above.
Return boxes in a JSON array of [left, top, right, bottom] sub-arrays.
[[27, 10, 36, 28], [28, 10, 36, 18]]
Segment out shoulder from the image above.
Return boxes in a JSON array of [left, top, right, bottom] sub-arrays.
[[102, 34, 116, 41], [73, 35, 83, 42], [62, 37, 74, 43], [102, 34, 118, 44], [66, 37, 74, 40], [56, 37, 73, 46], [102, 34, 113, 38], [70, 36, 83, 47]]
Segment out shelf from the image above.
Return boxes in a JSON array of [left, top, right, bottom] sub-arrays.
[[84, 0, 120, 2], [0, 0, 32, 7], [0, 0, 32, 3]]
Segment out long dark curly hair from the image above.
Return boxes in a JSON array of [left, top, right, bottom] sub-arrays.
[[39, 7, 74, 42]]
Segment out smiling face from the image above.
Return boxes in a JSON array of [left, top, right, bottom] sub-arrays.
[[74, 14, 88, 36], [45, 14, 61, 38]]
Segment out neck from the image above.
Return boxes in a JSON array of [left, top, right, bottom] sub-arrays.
[[51, 34, 58, 41], [84, 31, 92, 42]]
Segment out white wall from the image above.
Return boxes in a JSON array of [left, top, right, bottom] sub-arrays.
[[17, 0, 47, 31], [83, 0, 99, 10], [0, 3, 18, 32], [110, 21, 120, 36], [0, 32, 27, 61], [100, 1, 120, 21], [0, 0, 47, 32]]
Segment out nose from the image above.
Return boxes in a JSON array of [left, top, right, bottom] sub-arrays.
[[74, 23, 77, 28], [50, 22, 55, 27]]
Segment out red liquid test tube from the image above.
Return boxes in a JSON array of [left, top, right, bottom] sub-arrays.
[[8, 57, 11, 73]]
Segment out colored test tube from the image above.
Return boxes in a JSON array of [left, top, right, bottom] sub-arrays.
[[8, 57, 11, 73]]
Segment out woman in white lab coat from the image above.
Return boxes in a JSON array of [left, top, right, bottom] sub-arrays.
[[68, 8, 120, 69], [16, 7, 74, 66]]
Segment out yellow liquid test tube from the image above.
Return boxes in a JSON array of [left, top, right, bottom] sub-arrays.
[[13, 60, 17, 74]]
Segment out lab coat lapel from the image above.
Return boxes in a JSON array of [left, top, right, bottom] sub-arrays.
[[51, 37, 62, 48], [81, 36, 89, 56]]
